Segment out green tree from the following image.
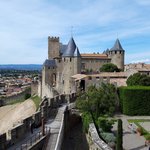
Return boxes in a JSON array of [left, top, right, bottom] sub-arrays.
[[100, 63, 120, 72], [126, 73, 150, 86], [76, 83, 119, 118], [116, 119, 123, 150], [82, 112, 93, 133], [98, 117, 115, 132]]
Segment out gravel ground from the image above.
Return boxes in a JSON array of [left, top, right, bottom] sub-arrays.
[[113, 114, 150, 150]]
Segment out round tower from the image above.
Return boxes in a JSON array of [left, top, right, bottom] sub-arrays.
[[61, 37, 81, 94], [108, 39, 125, 71]]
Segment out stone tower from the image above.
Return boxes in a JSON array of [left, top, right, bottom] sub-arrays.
[[48, 36, 60, 59], [41, 59, 57, 98], [108, 39, 125, 71], [61, 37, 81, 94]]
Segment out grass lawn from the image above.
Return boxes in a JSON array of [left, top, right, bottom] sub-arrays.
[[31, 95, 41, 111], [7, 98, 26, 105], [128, 119, 150, 140], [7, 94, 41, 111]]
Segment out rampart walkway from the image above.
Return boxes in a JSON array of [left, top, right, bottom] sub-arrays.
[[45, 105, 67, 150], [8, 104, 67, 150]]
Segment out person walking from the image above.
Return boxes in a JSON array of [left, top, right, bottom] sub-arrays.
[[30, 121, 34, 134]]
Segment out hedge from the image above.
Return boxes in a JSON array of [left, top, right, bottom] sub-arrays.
[[119, 86, 150, 116]]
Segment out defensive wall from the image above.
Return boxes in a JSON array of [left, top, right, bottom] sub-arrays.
[[88, 123, 112, 150], [0, 93, 76, 150], [0, 88, 31, 106], [0, 91, 112, 150]]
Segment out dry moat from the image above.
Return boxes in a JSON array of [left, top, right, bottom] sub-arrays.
[[62, 114, 89, 150]]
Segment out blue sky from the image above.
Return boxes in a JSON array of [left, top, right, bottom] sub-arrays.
[[0, 0, 150, 64]]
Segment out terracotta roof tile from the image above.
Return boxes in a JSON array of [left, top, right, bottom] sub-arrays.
[[81, 54, 110, 59]]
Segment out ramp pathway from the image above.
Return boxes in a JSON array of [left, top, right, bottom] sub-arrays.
[[45, 105, 67, 150], [8, 104, 67, 150]]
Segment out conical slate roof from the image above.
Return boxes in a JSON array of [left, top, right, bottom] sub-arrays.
[[74, 47, 81, 57], [110, 39, 124, 51], [62, 37, 76, 57], [43, 59, 56, 67]]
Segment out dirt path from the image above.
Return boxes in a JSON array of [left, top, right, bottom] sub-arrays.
[[0, 99, 36, 134]]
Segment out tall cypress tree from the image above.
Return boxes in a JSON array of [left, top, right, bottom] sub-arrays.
[[116, 119, 123, 150]]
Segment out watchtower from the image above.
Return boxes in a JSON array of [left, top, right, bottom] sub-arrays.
[[108, 39, 125, 71], [48, 36, 60, 59]]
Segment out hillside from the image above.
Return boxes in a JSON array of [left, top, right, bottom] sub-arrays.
[[0, 99, 36, 134], [0, 64, 42, 71]]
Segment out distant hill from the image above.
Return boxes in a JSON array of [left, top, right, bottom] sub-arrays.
[[0, 64, 42, 71]]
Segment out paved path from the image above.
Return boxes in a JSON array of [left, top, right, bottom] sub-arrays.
[[8, 104, 67, 150], [8, 127, 44, 150], [45, 105, 67, 150], [113, 114, 150, 150]]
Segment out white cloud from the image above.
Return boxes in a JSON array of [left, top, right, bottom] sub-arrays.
[[0, 0, 150, 63], [131, 59, 150, 64]]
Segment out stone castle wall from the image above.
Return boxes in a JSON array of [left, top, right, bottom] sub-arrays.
[[31, 81, 38, 96], [0, 88, 31, 106], [81, 58, 111, 72], [0, 93, 76, 149]]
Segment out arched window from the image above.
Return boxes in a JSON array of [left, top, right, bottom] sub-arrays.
[[52, 73, 56, 86]]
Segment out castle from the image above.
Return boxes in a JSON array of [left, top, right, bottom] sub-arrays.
[[33, 36, 125, 98]]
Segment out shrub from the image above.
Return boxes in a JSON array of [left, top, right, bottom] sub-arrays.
[[98, 117, 115, 132], [101, 132, 116, 143], [145, 134, 150, 140]]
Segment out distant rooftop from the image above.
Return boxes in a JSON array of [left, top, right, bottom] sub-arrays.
[[81, 54, 110, 59]]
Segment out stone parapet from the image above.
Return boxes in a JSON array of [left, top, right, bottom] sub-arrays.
[[0, 133, 7, 150], [88, 123, 112, 150]]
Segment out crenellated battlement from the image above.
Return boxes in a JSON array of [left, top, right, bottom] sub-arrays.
[[48, 36, 59, 42]]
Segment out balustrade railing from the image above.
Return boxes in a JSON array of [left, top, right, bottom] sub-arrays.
[[15, 127, 50, 150]]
